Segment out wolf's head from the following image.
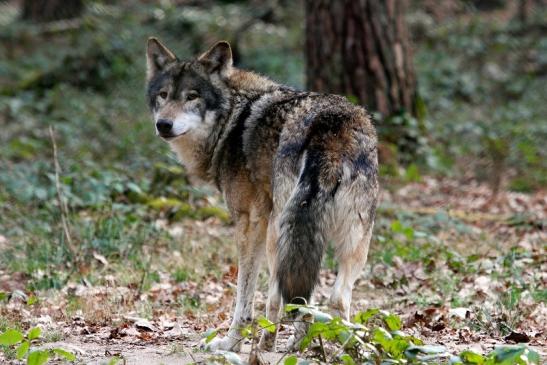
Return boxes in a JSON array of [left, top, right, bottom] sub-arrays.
[[145, 38, 233, 174]]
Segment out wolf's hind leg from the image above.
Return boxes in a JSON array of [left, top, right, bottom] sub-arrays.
[[205, 211, 268, 352], [259, 216, 281, 351], [329, 224, 373, 320]]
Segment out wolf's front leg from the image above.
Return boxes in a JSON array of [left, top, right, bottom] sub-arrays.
[[205, 212, 267, 352]]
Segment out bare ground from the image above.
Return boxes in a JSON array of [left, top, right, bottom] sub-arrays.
[[1, 177, 546, 364]]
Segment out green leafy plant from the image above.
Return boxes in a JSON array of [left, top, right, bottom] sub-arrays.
[[0, 327, 75, 364], [205, 306, 540, 365]]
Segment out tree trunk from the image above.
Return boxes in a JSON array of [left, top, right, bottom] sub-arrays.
[[305, 0, 416, 118], [21, 0, 84, 23]]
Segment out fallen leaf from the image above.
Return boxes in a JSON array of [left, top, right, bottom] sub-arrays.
[[504, 331, 530, 343]]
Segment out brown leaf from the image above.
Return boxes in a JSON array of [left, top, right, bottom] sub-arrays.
[[504, 331, 530, 343], [135, 319, 157, 332]]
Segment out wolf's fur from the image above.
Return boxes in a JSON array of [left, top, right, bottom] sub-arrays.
[[145, 38, 379, 352]]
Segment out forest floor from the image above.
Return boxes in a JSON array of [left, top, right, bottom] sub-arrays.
[[1, 176, 545, 364]]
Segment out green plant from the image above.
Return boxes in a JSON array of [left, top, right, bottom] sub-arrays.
[[202, 306, 540, 365], [0, 327, 75, 364]]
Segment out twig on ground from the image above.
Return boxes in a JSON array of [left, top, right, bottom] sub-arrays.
[[49, 126, 79, 262], [318, 334, 327, 363]]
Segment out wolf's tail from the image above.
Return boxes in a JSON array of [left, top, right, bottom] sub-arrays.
[[276, 151, 330, 305]]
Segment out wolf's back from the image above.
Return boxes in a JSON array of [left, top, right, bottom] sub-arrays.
[[274, 97, 378, 305]]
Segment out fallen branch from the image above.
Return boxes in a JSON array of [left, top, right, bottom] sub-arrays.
[[49, 126, 78, 261]]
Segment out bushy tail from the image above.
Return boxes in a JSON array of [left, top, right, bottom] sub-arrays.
[[276, 152, 329, 305]]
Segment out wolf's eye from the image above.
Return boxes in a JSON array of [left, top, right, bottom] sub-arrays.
[[186, 91, 199, 101], [159, 91, 168, 99]]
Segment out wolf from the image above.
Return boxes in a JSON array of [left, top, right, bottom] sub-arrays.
[[145, 38, 379, 352]]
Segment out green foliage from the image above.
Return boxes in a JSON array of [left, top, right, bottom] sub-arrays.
[[0, 329, 24, 346], [257, 316, 276, 334], [415, 12, 547, 189], [203, 329, 218, 344], [0, 327, 75, 364], [284, 355, 298, 365], [280, 305, 541, 364]]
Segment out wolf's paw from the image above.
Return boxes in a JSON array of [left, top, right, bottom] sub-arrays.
[[202, 335, 242, 353], [258, 331, 276, 352]]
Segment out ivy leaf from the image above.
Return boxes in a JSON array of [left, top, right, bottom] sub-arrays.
[[203, 329, 217, 344], [27, 350, 50, 365], [257, 316, 276, 333], [460, 350, 485, 364], [52, 348, 76, 361], [240, 325, 252, 338], [284, 303, 305, 312], [0, 329, 24, 345], [353, 308, 379, 324], [27, 295, 38, 305], [284, 355, 298, 365], [27, 327, 42, 341], [487, 345, 539, 365], [405, 344, 447, 360], [339, 353, 355, 365], [107, 357, 121, 365], [384, 313, 402, 331], [307, 308, 333, 323], [16, 341, 30, 360], [372, 327, 392, 347]]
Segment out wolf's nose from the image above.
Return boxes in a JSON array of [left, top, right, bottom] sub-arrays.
[[156, 119, 173, 134]]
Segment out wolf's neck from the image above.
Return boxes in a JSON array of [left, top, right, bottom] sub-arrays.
[[227, 69, 279, 93]]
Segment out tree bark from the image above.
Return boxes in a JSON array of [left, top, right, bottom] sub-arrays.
[[22, 0, 84, 23], [305, 0, 416, 119]]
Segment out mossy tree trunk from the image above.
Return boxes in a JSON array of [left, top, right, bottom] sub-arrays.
[[305, 0, 417, 118]]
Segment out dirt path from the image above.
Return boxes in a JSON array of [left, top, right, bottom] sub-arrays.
[[42, 340, 287, 364]]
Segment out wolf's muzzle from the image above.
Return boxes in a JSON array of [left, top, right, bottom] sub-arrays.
[[156, 119, 173, 136]]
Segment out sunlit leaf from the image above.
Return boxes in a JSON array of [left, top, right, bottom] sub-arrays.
[[284, 303, 305, 312], [27, 350, 50, 365], [240, 325, 252, 338], [52, 348, 76, 361], [27, 295, 38, 305], [339, 353, 355, 365], [384, 314, 402, 331], [353, 308, 379, 324], [372, 327, 392, 347], [0, 329, 24, 345], [16, 341, 30, 360], [460, 350, 484, 364], [27, 327, 41, 341], [107, 356, 121, 365], [284, 355, 298, 365], [203, 329, 217, 344], [257, 316, 276, 333]]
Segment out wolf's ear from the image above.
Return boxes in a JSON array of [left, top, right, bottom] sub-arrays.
[[146, 37, 176, 80], [198, 41, 233, 76]]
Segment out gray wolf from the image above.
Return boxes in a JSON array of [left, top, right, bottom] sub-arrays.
[[145, 38, 379, 352]]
